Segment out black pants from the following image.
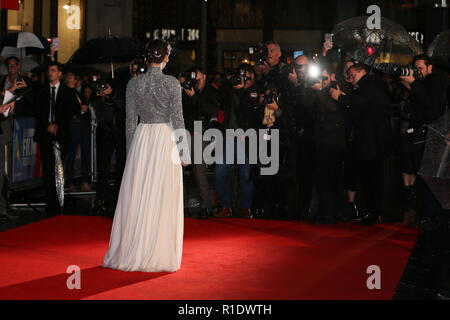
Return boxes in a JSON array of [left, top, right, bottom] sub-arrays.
[[38, 134, 66, 216], [315, 147, 344, 218], [295, 138, 315, 213], [96, 123, 126, 212], [358, 157, 384, 216]]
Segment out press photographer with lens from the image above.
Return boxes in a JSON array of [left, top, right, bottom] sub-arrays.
[[252, 41, 292, 99], [90, 76, 126, 217], [282, 54, 317, 219], [297, 61, 346, 224], [179, 67, 221, 219], [214, 64, 261, 219], [330, 63, 395, 225], [398, 54, 448, 230]]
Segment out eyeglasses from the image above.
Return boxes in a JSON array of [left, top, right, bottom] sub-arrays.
[[8, 64, 18, 67]]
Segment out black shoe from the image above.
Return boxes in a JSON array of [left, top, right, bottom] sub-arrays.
[[348, 202, 359, 220], [420, 216, 449, 231], [0, 214, 9, 224], [251, 208, 264, 219], [358, 213, 381, 226], [298, 208, 312, 221], [198, 208, 210, 220]]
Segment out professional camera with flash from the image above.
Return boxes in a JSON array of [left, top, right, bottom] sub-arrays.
[[181, 70, 198, 90], [249, 45, 268, 65], [394, 65, 419, 79], [92, 75, 109, 92], [230, 68, 250, 86], [306, 63, 327, 86], [132, 55, 148, 76]]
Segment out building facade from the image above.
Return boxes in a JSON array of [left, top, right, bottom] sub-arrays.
[[1, 0, 133, 63], [132, 0, 448, 72], [0, 0, 448, 68]]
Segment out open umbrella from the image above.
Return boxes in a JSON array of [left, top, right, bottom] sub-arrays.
[[0, 32, 51, 57], [426, 30, 450, 72], [427, 30, 450, 59], [332, 16, 423, 74], [418, 112, 450, 209], [53, 142, 65, 208], [68, 34, 144, 78]]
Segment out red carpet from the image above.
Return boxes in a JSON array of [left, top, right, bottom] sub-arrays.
[[0, 216, 418, 300]]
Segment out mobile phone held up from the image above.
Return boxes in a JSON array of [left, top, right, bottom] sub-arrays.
[[52, 38, 59, 51]]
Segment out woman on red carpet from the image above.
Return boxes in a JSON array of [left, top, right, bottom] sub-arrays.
[[103, 40, 190, 272]]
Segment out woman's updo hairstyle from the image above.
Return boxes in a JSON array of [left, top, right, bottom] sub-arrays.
[[145, 39, 172, 64]]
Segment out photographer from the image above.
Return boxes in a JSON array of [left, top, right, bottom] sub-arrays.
[[179, 67, 221, 219], [254, 41, 293, 100], [1, 56, 34, 117], [214, 64, 260, 219], [283, 54, 316, 220], [338, 59, 361, 220], [399, 54, 448, 230], [330, 63, 395, 225], [90, 79, 126, 217], [64, 70, 93, 193], [307, 63, 346, 224]]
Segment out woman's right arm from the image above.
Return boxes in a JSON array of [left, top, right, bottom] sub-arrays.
[[126, 79, 138, 153]]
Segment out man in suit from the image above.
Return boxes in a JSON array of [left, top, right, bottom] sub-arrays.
[[0, 56, 34, 117], [34, 62, 80, 217], [330, 63, 395, 225], [0, 96, 16, 224]]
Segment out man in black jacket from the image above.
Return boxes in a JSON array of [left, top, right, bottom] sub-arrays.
[[308, 63, 346, 224], [400, 54, 448, 229], [34, 62, 81, 217], [90, 80, 126, 218], [180, 67, 220, 219], [214, 65, 260, 219], [331, 63, 395, 225]]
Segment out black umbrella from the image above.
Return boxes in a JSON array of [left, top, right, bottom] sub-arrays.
[[332, 16, 423, 74], [62, 64, 100, 77], [427, 30, 450, 59], [418, 112, 450, 209], [68, 35, 144, 65]]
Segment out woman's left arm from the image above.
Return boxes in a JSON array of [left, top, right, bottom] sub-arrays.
[[170, 78, 191, 165]]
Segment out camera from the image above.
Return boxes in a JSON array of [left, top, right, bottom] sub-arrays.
[[230, 69, 249, 86], [92, 75, 109, 92], [181, 71, 198, 90], [132, 55, 148, 76], [280, 63, 294, 75], [262, 91, 278, 106], [394, 65, 419, 79], [249, 45, 268, 65], [306, 64, 327, 87]]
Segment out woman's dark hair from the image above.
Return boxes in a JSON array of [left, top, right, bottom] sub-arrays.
[[145, 39, 171, 64]]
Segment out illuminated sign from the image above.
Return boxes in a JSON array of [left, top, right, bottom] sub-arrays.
[[152, 28, 200, 42], [65, 5, 81, 30], [409, 32, 424, 44]]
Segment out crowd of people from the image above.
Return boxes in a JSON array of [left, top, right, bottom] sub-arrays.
[[0, 39, 448, 230]]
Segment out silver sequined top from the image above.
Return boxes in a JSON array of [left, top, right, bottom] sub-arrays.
[[126, 66, 190, 163]]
